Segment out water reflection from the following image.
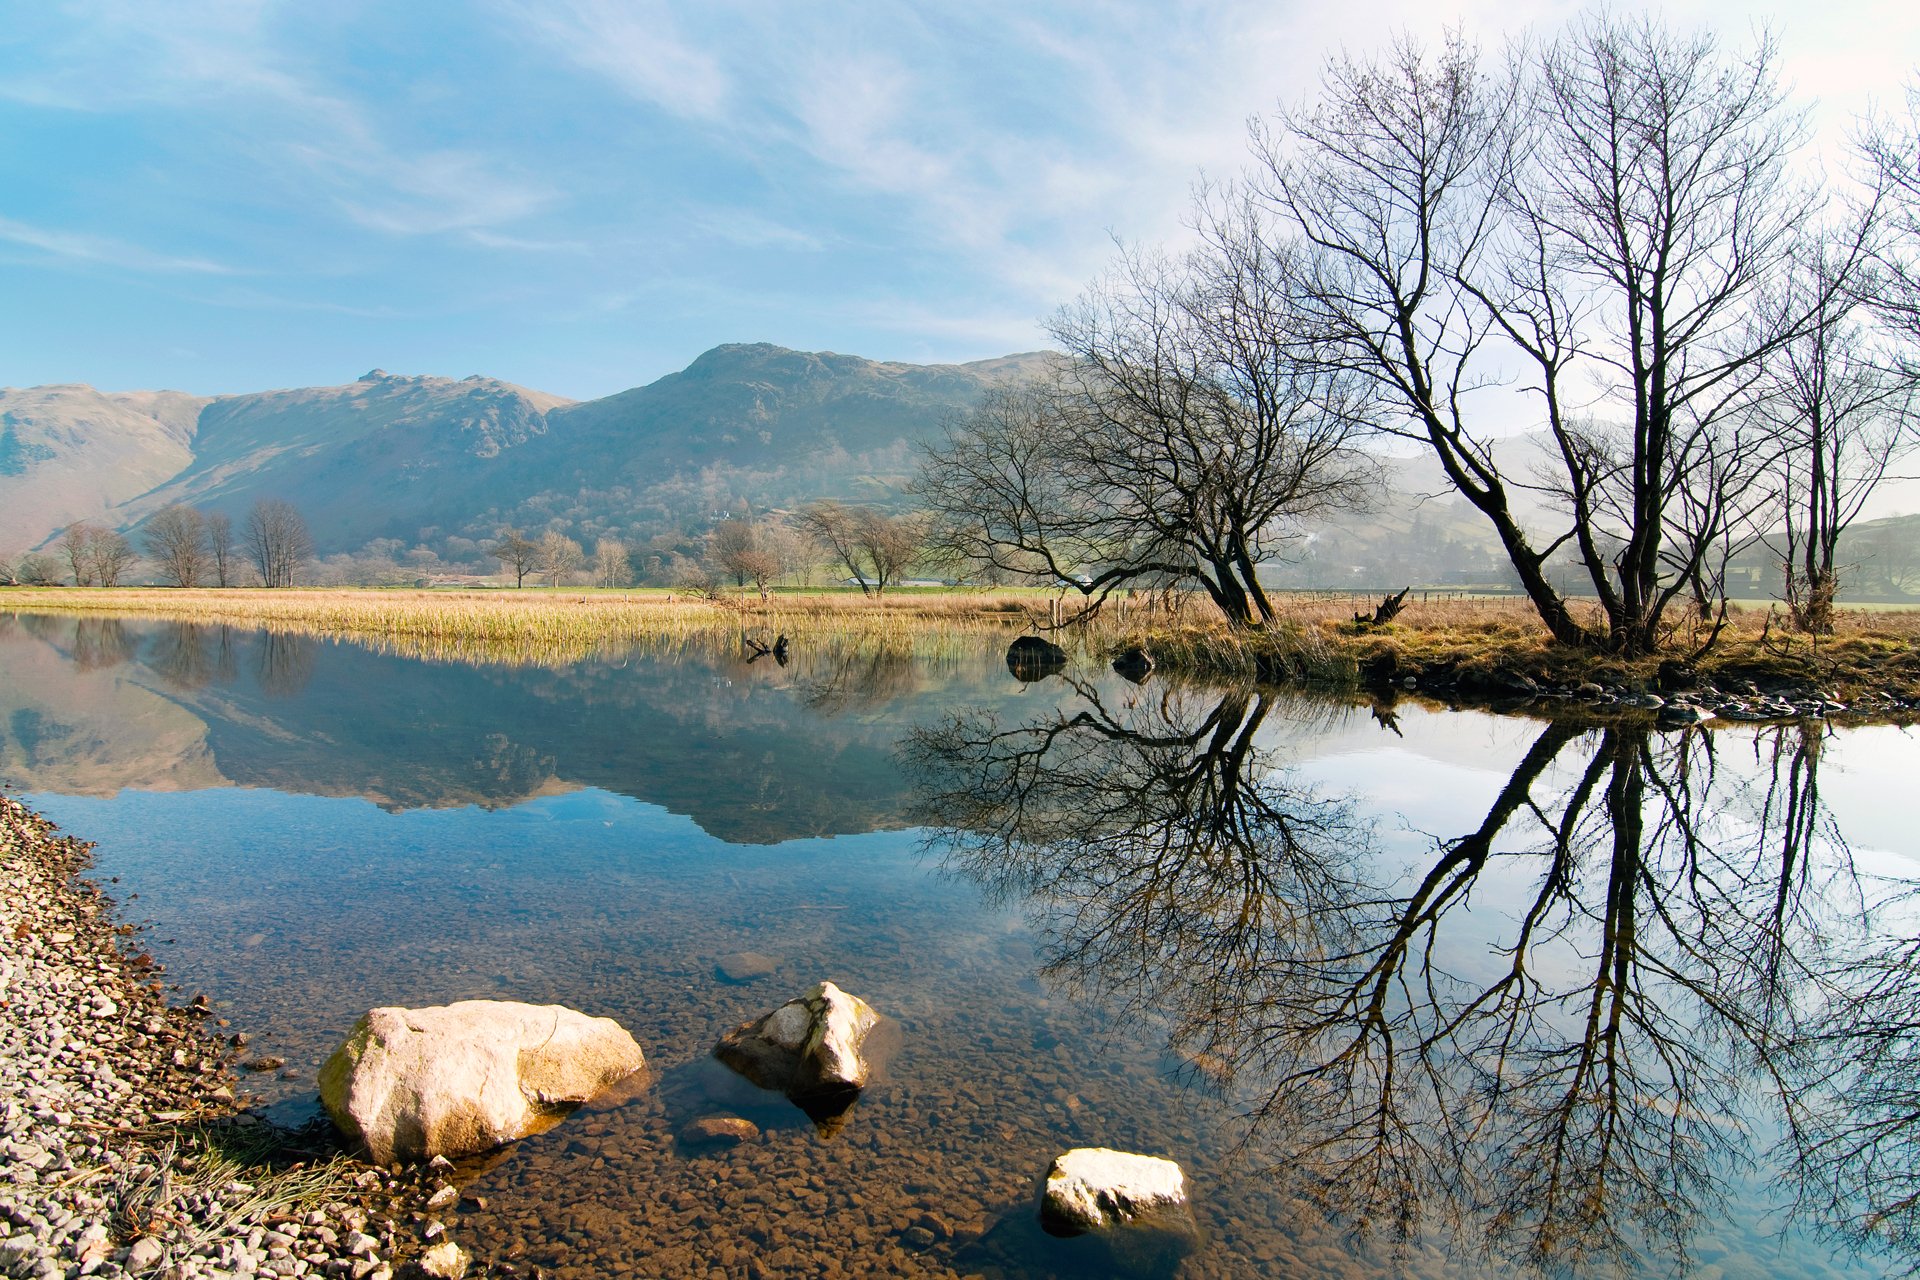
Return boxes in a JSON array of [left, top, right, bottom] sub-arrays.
[[907, 683, 1910, 1275]]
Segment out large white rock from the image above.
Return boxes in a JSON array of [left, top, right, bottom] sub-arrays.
[[1040, 1148, 1193, 1237], [319, 1000, 647, 1164], [714, 981, 878, 1107]]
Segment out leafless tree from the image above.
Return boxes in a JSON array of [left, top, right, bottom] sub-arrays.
[[593, 537, 631, 588], [1259, 18, 1852, 653], [706, 519, 762, 588], [1859, 81, 1920, 358], [920, 211, 1376, 628], [1757, 240, 1916, 631], [13, 552, 58, 585], [206, 512, 236, 587], [243, 498, 313, 588], [87, 528, 136, 587], [798, 502, 921, 595], [535, 530, 583, 586], [142, 505, 207, 588], [58, 523, 99, 586], [0, 552, 16, 586], [489, 528, 540, 587]]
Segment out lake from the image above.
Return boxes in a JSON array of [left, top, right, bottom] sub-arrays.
[[3, 610, 1917, 1280]]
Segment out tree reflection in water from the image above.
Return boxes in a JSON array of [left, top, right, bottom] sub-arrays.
[[906, 685, 1913, 1275]]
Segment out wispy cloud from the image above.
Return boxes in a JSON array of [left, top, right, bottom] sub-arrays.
[[0, 216, 238, 274], [495, 0, 732, 122]]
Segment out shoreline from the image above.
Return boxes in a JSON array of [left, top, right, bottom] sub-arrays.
[[5, 586, 1920, 713], [0, 795, 452, 1280]]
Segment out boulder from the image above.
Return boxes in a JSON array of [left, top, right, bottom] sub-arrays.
[[714, 981, 879, 1115], [319, 1000, 647, 1164], [1039, 1148, 1195, 1238], [1110, 647, 1154, 684], [1007, 635, 1068, 682]]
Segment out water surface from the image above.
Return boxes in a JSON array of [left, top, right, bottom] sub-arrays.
[[3, 611, 1917, 1280]]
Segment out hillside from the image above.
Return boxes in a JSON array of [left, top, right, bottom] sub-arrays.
[[0, 345, 1053, 556]]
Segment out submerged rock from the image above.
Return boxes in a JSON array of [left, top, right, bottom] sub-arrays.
[[714, 981, 880, 1119], [679, 1114, 760, 1146], [319, 1000, 648, 1164], [1039, 1147, 1196, 1238], [1007, 635, 1068, 682], [715, 951, 780, 984]]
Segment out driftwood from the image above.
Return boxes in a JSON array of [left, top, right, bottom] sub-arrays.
[[1353, 587, 1411, 629]]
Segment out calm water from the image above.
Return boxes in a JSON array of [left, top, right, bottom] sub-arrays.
[[4, 610, 1918, 1280]]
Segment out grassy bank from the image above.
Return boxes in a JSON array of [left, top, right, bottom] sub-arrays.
[[6, 586, 1919, 698]]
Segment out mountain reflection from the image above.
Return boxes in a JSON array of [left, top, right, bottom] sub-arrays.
[[906, 685, 1914, 1275], [0, 613, 1007, 842]]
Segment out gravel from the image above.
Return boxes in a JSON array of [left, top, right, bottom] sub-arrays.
[[0, 795, 452, 1280]]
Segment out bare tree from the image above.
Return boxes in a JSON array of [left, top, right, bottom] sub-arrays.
[[1758, 241, 1916, 631], [489, 528, 540, 588], [142, 505, 207, 588], [206, 512, 236, 588], [87, 528, 136, 587], [0, 552, 15, 586], [13, 552, 58, 585], [244, 499, 313, 588], [1260, 19, 1849, 653], [593, 537, 631, 588], [922, 217, 1375, 627], [851, 509, 923, 594], [706, 519, 761, 588], [799, 501, 873, 594], [1859, 80, 1920, 357], [535, 530, 584, 586], [58, 523, 98, 586]]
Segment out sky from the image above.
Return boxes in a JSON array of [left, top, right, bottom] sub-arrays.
[[1, 0, 1915, 401]]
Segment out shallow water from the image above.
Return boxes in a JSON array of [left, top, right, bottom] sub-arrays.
[[4, 611, 1918, 1279]]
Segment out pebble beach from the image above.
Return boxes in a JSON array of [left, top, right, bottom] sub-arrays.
[[0, 795, 448, 1280]]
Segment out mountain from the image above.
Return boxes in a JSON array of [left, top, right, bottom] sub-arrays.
[[0, 385, 208, 549], [0, 344, 1053, 554]]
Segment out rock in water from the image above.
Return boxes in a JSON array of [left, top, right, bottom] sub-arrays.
[[714, 981, 879, 1116], [1111, 647, 1154, 684], [418, 1240, 469, 1279], [679, 1114, 760, 1146], [1006, 635, 1068, 682], [1040, 1148, 1196, 1240], [318, 1000, 647, 1163], [715, 951, 779, 984]]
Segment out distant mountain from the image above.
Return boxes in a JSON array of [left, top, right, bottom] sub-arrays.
[[0, 344, 1054, 554]]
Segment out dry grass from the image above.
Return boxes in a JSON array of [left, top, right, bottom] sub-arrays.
[[6, 586, 1917, 694]]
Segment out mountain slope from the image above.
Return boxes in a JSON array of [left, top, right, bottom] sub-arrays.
[[0, 384, 209, 548]]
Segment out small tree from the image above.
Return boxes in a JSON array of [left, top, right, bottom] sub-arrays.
[[800, 501, 873, 594], [143, 505, 207, 588], [852, 509, 924, 595], [206, 512, 236, 587], [14, 553, 58, 585], [536, 530, 584, 586], [59, 523, 98, 586], [88, 529, 137, 587], [594, 537, 632, 587], [244, 499, 314, 588], [707, 519, 760, 588], [489, 528, 540, 587]]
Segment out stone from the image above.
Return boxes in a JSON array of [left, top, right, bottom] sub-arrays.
[[714, 981, 879, 1114], [1110, 647, 1154, 684], [715, 952, 779, 984], [679, 1115, 760, 1146], [1006, 635, 1068, 682], [318, 1000, 647, 1164], [1039, 1148, 1193, 1237], [125, 1237, 164, 1271], [417, 1241, 468, 1279]]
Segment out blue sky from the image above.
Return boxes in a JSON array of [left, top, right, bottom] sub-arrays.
[[1, 0, 1914, 401]]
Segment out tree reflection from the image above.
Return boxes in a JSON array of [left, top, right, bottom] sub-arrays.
[[907, 690, 1896, 1274], [254, 631, 315, 697], [148, 623, 241, 691]]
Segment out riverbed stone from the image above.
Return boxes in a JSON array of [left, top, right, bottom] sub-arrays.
[[714, 981, 879, 1110], [319, 1000, 647, 1163], [1040, 1147, 1194, 1236], [715, 951, 779, 984], [679, 1114, 760, 1146]]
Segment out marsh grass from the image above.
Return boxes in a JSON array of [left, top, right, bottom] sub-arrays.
[[6, 586, 1917, 693]]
